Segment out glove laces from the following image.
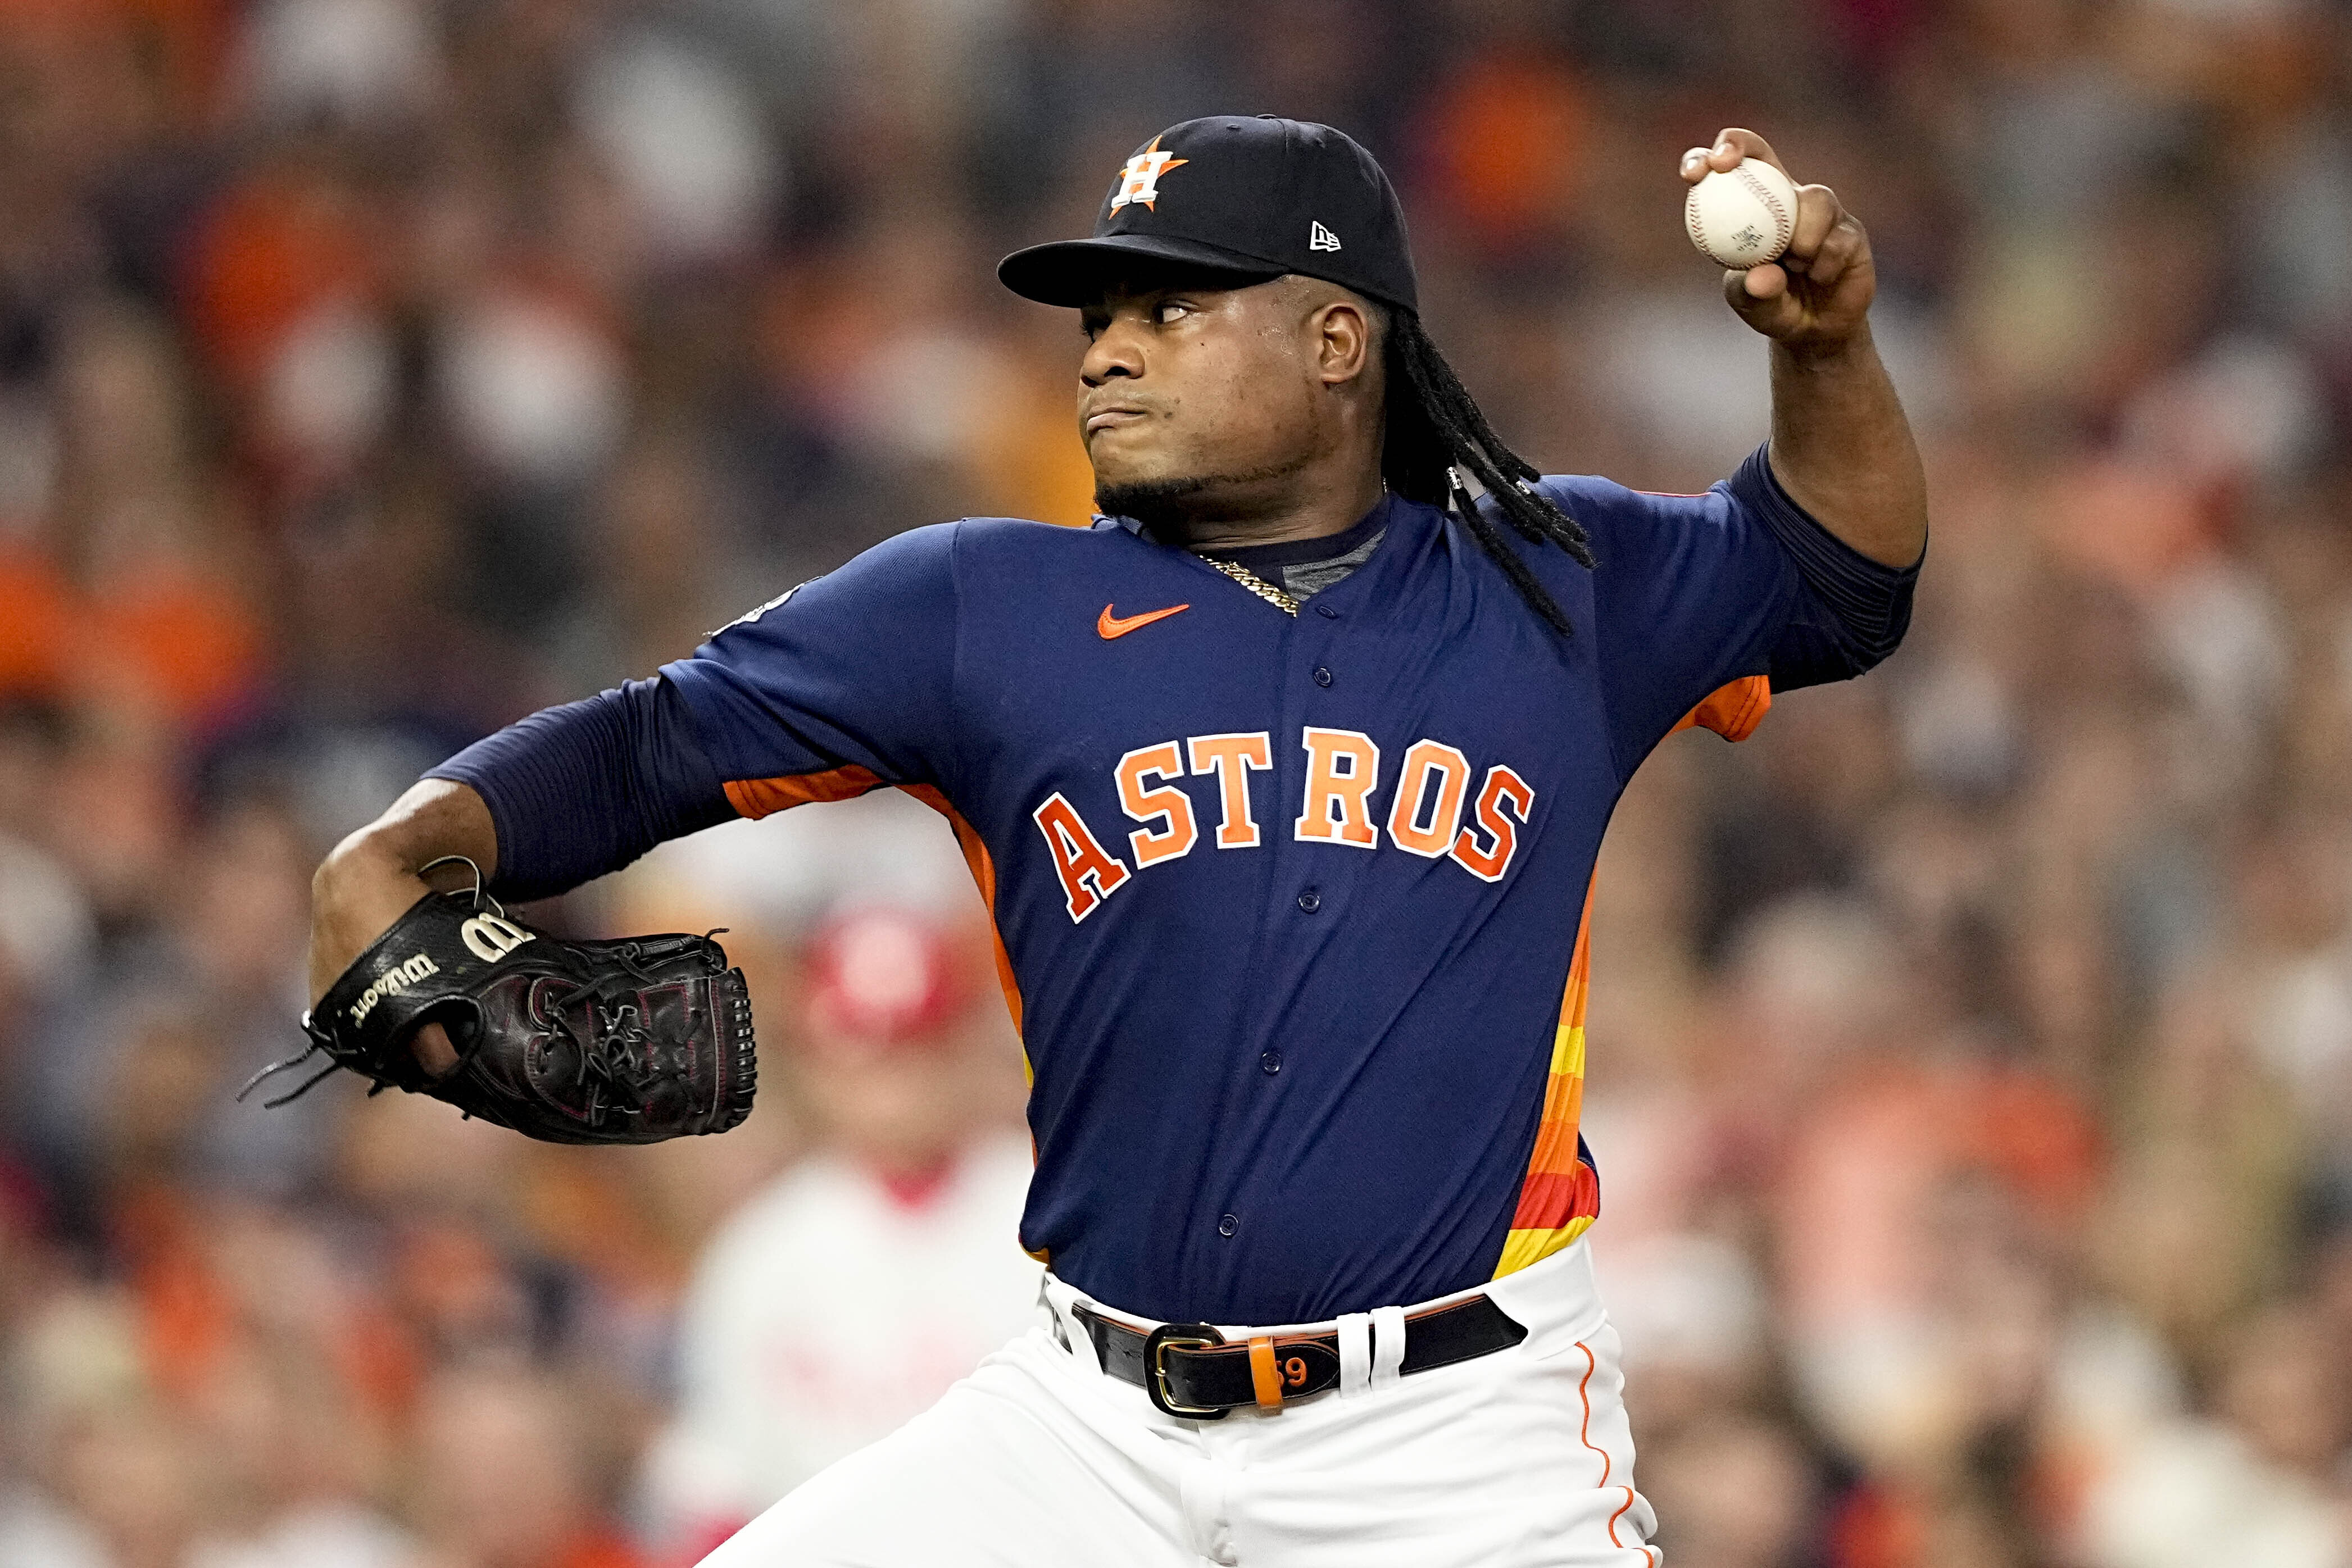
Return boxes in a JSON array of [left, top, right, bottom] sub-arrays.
[[238, 856, 498, 1108]]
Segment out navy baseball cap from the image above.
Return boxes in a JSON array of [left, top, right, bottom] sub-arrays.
[[998, 115, 1419, 314]]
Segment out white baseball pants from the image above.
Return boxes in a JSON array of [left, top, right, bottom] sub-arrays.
[[698, 1239, 1658, 1567]]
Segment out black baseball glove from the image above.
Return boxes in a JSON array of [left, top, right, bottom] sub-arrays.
[[247, 884, 756, 1144]]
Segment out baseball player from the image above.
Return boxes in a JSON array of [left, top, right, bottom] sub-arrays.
[[302, 119, 1924, 1565]]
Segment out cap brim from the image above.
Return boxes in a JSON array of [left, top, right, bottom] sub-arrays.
[[997, 234, 1287, 307]]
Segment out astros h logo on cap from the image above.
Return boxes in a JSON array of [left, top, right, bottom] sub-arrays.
[[1110, 135, 1188, 213]]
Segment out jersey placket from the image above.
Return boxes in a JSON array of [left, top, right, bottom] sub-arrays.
[[1182, 538, 1383, 1260]]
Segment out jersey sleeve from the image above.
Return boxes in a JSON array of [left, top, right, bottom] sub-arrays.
[[1539, 443, 1919, 780], [661, 521, 965, 818], [426, 677, 737, 901], [423, 523, 965, 901]]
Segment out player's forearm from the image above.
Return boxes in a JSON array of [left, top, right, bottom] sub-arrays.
[[308, 779, 498, 1006], [1764, 328, 1927, 569]]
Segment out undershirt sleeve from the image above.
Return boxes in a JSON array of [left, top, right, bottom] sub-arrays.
[[425, 677, 733, 902], [1721, 444, 1921, 692]]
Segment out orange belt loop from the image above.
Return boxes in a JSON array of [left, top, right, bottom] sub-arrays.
[[1247, 1336, 1283, 1409]]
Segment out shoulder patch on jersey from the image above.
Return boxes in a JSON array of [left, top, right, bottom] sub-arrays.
[[712, 578, 820, 638]]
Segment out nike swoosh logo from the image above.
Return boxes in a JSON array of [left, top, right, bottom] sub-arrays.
[[1098, 602, 1190, 640]]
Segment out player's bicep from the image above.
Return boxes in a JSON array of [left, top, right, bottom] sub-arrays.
[[1542, 473, 1799, 773], [665, 523, 964, 816]]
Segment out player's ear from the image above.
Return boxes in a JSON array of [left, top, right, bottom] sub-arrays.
[[1313, 299, 1372, 389]]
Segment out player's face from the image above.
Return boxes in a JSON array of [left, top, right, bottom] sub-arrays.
[[1076, 276, 1347, 522]]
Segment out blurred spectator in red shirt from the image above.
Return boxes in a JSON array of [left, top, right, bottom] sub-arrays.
[[639, 904, 1036, 1559]]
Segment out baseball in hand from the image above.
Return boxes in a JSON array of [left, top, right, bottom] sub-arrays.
[[1684, 160, 1798, 269]]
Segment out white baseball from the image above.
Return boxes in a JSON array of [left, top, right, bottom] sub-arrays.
[[1684, 160, 1799, 270]]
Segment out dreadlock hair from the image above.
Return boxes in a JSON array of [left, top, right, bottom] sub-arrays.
[[1379, 308, 1595, 635]]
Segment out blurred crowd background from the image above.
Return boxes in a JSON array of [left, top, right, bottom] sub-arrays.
[[1, 0, 2349, 1564]]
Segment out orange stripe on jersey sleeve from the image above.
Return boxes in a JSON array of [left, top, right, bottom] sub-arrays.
[[723, 765, 885, 818], [898, 785, 1026, 1048], [719, 771, 1030, 1061], [1669, 675, 1771, 743], [901, 783, 1045, 1266], [1493, 875, 1604, 1278]]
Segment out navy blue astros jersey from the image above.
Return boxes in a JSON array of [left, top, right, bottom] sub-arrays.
[[435, 446, 1913, 1325]]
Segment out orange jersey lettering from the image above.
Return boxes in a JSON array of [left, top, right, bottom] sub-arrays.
[[1386, 739, 1474, 858], [1187, 731, 1273, 848], [1115, 742, 1198, 867], [1032, 792, 1132, 922], [1294, 728, 1381, 848], [1450, 765, 1534, 883]]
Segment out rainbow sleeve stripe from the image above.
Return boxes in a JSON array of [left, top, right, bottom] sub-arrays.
[[1492, 878, 1601, 1278]]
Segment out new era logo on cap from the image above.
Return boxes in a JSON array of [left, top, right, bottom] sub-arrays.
[[1308, 221, 1341, 252]]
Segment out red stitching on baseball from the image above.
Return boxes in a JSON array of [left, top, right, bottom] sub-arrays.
[[1732, 162, 1792, 253]]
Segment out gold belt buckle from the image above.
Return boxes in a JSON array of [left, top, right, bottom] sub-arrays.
[[1142, 1322, 1229, 1420]]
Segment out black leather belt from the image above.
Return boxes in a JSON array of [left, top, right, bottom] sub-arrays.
[[1073, 1295, 1528, 1419]]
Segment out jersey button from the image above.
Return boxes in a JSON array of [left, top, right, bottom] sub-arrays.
[[1296, 888, 1321, 913], [1260, 1049, 1283, 1075], [1313, 666, 1333, 687], [1218, 1214, 1239, 1237], [1315, 605, 1339, 619]]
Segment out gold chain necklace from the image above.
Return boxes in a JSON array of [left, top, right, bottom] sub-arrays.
[[1200, 556, 1300, 616]]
